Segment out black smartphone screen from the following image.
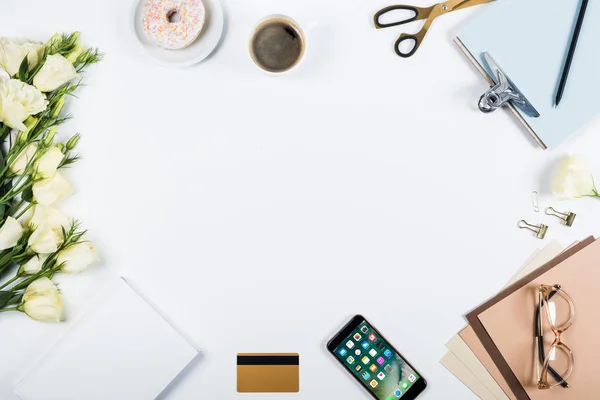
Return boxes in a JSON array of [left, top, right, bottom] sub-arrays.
[[327, 315, 427, 400]]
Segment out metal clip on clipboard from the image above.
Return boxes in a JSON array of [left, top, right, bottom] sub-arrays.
[[478, 52, 540, 118]]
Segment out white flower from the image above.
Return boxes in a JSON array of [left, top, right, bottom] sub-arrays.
[[552, 155, 597, 200], [18, 277, 63, 322], [32, 172, 73, 205], [57, 242, 99, 274], [20, 254, 49, 275], [0, 69, 8, 80], [35, 147, 64, 178], [28, 225, 63, 254], [27, 204, 72, 231], [9, 143, 38, 175], [0, 38, 44, 77], [0, 217, 24, 251], [0, 78, 48, 131], [33, 54, 78, 93]]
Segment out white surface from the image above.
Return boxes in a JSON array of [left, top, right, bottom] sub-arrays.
[[14, 277, 198, 400], [1, 0, 600, 399], [132, 0, 224, 67]]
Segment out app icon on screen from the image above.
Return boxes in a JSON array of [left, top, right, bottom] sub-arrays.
[[370, 380, 378, 388], [402, 382, 408, 389], [355, 349, 361, 356], [354, 333, 362, 341], [362, 371, 370, 380], [361, 326, 369, 334], [347, 356, 355, 364], [377, 357, 385, 365], [384, 349, 393, 358], [376, 342, 384, 349], [384, 364, 392, 372], [362, 356, 370, 364], [355, 365, 362, 372], [369, 334, 377, 342], [339, 348, 347, 357], [408, 374, 416, 382], [369, 364, 378, 372], [369, 349, 377, 357], [361, 341, 370, 349], [377, 372, 386, 380], [394, 389, 402, 397], [346, 340, 355, 349]]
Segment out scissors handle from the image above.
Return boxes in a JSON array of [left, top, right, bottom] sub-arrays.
[[374, 5, 430, 28], [394, 30, 427, 58]]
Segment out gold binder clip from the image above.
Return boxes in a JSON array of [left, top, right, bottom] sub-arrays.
[[546, 207, 576, 227], [518, 220, 548, 239]]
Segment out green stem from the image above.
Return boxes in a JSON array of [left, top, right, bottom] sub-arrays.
[[7, 199, 25, 216], [11, 267, 52, 291], [15, 203, 34, 220], [0, 307, 18, 313], [0, 274, 20, 290]]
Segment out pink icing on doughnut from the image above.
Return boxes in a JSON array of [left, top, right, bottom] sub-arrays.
[[142, 0, 206, 50]]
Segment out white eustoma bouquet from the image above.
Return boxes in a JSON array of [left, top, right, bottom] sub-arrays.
[[0, 33, 101, 322]]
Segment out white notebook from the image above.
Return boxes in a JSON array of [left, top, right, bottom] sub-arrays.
[[14, 278, 198, 400]]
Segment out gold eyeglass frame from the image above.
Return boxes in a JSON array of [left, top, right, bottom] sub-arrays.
[[535, 284, 575, 390]]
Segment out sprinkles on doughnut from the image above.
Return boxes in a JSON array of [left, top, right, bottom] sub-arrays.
[[142, 0, 206, 50]]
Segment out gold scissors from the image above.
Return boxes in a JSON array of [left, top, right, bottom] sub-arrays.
[[374, 0, 494, 58]]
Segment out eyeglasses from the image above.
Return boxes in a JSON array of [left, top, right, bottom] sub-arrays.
[[534, 284, 575, 390]]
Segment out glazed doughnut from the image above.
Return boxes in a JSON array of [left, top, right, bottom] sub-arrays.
[[142, 0, 206, 50]]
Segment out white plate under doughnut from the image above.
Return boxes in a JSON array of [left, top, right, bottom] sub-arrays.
[[131, 0, 224, 67]]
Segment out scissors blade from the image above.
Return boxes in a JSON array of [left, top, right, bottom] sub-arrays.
[[449, 0, 495, 12]]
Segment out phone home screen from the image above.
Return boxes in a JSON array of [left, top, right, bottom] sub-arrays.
[[333, 320, 421, 400]]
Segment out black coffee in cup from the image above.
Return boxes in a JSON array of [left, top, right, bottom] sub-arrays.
[[250, 16, 305, 73]]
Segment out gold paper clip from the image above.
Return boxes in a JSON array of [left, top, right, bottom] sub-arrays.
[[546, 207, 576, 227], [518, 220, 548, 239]]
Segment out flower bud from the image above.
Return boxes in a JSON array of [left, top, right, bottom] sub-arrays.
[[43, 127, 58, 146], [46, 33, 62, 51], [552, 155, 597, 199], [66, 134, 80, 150], [28, 224, 63, 253], [20, 254, 50, 275], [24, 116, 39, 131], [35, 147, 64, 179], [10, 143, 38, 175], [66, 44, 85, 64], [32, 172, 72, 205], [56, 143, 65, 152], [50, 97, 65, 119], [17, 117, 39, 144], [16, 130, 28, 146], [57, 242, 99, 274], [18, 277, 63, 322], [0, 217, 24, 251], [69, 32, 81, 46]]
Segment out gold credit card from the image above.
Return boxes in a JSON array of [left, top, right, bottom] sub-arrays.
[[237, 353, 299, 393]]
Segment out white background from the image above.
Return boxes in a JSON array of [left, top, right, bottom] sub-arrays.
[[2, 0, 600, 399]]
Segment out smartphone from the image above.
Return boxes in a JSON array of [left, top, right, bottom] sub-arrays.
[[327, 315, 427, 400]]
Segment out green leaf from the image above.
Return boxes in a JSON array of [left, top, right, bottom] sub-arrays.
[[8, 293, 23, 306], [21, 186, 33, 203], [18, 55, 29, 82], [0, 203, 6, 220], [0, 291, 14, 309]]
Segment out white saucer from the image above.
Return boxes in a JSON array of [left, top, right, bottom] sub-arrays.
[[131, 0, 224, 67]]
